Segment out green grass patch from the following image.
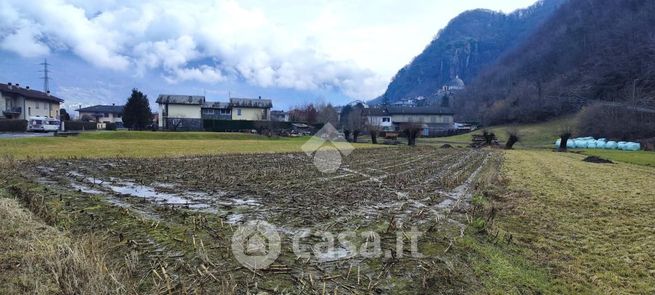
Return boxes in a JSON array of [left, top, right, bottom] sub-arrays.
[[422, 116, 575, 148], [78, 131, 286, 140], [459, 235, 561, 294], [580, 149, 655, 167], [0, 132, 381, 159], [499, 150, 655, 293]]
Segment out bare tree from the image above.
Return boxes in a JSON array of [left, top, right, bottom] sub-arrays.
[[505, 127, 520, 149], [317, 103, 338, 126], [401, 122, 422, 146], [557, 125, 573, 152], [366, 123, 381, 144]]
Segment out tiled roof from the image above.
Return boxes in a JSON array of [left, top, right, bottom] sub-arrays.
[[202, 102, 230, 109], [156, 94, 205, 105], [0, 83, 64, 103], [76, 105, 124, 114], [365, 106, 453, 116], [229, 97, 272, 108]]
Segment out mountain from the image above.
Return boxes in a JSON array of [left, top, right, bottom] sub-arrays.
[[457, 0, 655, 127], [372, 0, 565, 105]]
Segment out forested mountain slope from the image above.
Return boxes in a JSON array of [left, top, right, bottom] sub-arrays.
[[372, 0, 564, 105]]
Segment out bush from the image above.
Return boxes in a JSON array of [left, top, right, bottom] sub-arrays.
[[0, 120, 27, 132], [105, 123, 117, 131], [203, 120, 292, 132], [576, 104, 655, 140], [65, 121, 97, 131]]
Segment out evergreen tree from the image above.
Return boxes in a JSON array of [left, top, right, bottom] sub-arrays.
[[123, 89, 152, 130]]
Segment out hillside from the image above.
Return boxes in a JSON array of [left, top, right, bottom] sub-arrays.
[[372, 0, 564, 105], [457, 0, 655, 127]]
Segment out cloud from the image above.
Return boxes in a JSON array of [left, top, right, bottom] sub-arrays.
[[0, 0, 390, 99], [0, 0, 537, 99]]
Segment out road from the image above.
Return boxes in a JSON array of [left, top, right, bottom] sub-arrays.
[[0, 132, 54, 139]]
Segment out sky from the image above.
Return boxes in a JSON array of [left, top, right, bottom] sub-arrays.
[[0, 0, 537, 111]]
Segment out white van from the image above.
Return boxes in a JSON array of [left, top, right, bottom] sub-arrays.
[[27, 116, 60, 132]]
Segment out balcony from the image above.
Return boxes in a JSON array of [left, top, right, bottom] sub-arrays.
[[2, 107, 22, 118]]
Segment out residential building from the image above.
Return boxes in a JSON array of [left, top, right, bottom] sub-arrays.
[[201, 102, 231, 120], [230, 97, 272, 121], [365, 106, 454, 134], [156, 94, 205, 130], [76, 104, 124, 128], [270, 110, 290, 122], [1, 82, 63, 119]]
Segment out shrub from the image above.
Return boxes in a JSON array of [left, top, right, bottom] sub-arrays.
[[0, 120, 27, 132], [65, 121, 97, 131]]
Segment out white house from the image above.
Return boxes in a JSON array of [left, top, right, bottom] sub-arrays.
[[77, 104, 124, 128], [365, 106, 454, 132], [1, 82, 63, 120], [156, 94, 205, 130]]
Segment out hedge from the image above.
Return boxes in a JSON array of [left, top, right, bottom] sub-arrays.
[[203, 120, 293, 132], [0, 120, 27, 132], [64, 121, 97, 131]]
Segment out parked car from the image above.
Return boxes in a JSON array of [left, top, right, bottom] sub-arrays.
[[27, 116, 60, 132]]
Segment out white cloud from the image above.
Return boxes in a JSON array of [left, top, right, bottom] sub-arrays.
[[0, 0, 537, 99]]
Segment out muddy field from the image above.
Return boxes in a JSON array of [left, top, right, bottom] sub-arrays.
[[17, 146, 500, 294]]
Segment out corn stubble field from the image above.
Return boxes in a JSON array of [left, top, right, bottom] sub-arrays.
[[1, 144, 654, 294], [0, 147, 505, 294]]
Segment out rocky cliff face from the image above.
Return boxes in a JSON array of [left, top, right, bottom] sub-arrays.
[[372, 0, 565, 105]]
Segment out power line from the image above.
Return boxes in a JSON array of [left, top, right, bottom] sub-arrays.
[[39, 58, 51, 92]]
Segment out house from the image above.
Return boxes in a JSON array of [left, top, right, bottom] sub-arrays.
[[1, 82, 63, 119], [76, 104, 124, 128], [365, 106, 454, 135], [270, 110, 290, 122], [156, 94, 205, 130], [230, 97, 272, 121], [201, 102, 231, 120]]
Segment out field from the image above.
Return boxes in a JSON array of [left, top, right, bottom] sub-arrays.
[[1, 130, 654, 294], [0, 146, 520, 294], [497, 150, 655, 293], [0, 131, 377, 159]]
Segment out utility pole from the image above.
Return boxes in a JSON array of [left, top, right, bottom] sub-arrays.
[[40, 58, 51, 93]]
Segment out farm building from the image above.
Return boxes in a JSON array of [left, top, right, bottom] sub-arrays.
[[0, 82, 63, 119], [364, 106, 454, 134]]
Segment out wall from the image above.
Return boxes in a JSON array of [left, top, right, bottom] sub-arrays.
[[367, 116, 393, 129], [390, 114, 453, 124], [0, 93, 5, 113], [79, 112, 122, 123], [23, 99, 60, 119], [164, 104, 201, 119], [232, 107, 268, 120]]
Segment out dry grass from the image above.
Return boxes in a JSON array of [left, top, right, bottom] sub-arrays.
[[499, 150, 655, 293], [0, 197, 129, 294]]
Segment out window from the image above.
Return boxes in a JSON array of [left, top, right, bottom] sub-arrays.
[[204, 109, 215, 115], [35, 102, 39, 109], [104, 113, 109, 117], [382, 117, 390, 122], [237, 109, 242, 116]]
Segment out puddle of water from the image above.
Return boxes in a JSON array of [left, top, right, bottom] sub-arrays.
[[71, 183, 104, 195]]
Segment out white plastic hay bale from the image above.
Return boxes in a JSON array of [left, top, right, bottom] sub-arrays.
[[605, 141, 618, 149]]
